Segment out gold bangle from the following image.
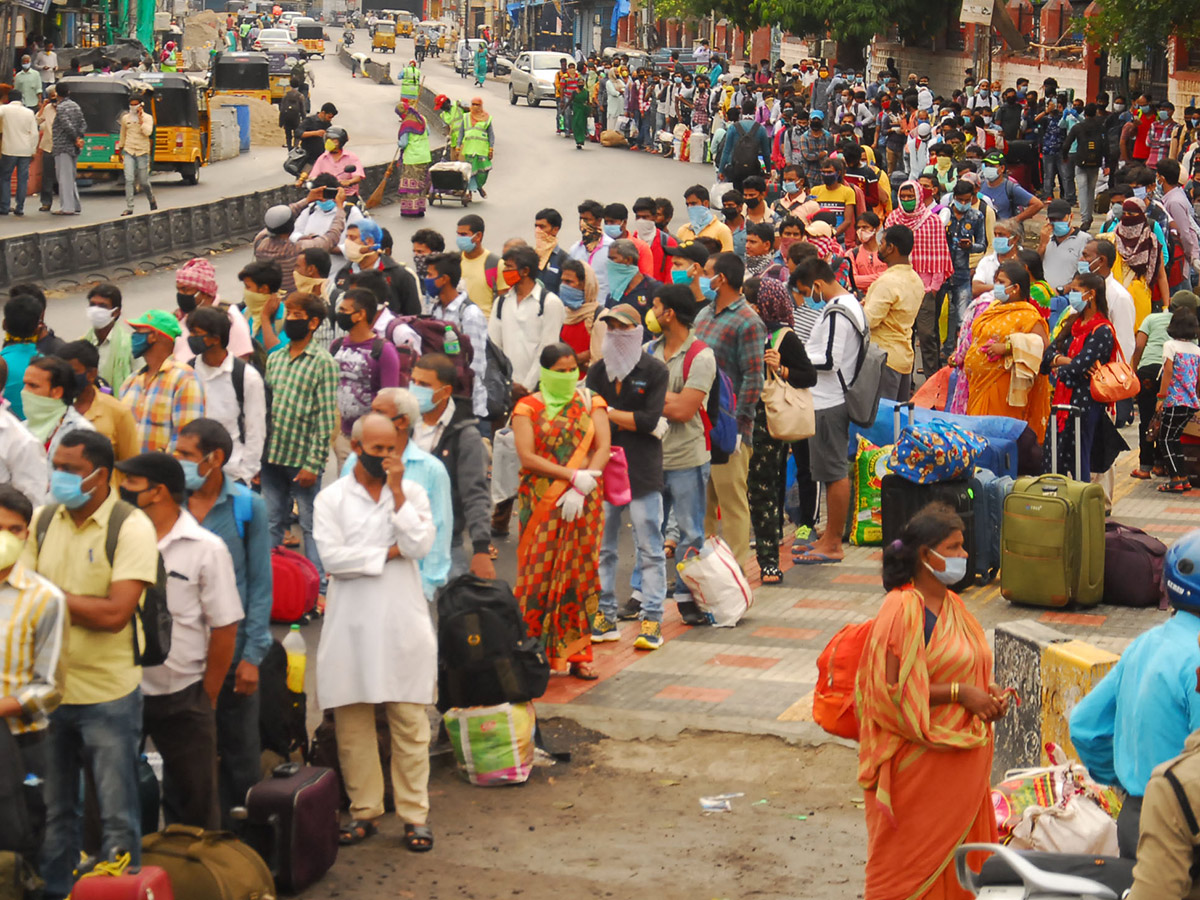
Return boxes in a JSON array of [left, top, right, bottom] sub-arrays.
[[951, 683, 960, 703]]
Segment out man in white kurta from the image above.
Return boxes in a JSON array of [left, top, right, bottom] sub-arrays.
[[314, 412, 436, 850]]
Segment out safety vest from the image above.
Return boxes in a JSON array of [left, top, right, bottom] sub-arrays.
[[440, 105, 463, 145], [462, 114, 491, 158], [400, 65, 420, 99]]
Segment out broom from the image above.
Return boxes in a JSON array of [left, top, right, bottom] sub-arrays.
[[365, 147, 401, 210]]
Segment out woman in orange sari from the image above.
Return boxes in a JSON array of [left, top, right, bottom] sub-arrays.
[[963, 260, 1052, 442], [856, 504, 1011, 900], [512, 342, 611, 679]]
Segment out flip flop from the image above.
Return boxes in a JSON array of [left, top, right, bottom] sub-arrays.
[[792, 551, 843, 565], [1130, 469, 1152, 480], [1158, 482, 1192, 493]]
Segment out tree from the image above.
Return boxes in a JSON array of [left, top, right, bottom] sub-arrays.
[[753, 0, 959, 46], [1084, 0, 1200, 58]]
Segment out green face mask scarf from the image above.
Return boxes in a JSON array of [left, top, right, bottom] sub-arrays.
[[539, 366, 580, 418], [21, 391, 66, 443]]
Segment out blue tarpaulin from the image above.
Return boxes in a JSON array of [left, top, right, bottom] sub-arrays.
[[610, 0, 629, 38]]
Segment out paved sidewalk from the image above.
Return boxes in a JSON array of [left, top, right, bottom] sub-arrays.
[[538, 445, 1186, 742]]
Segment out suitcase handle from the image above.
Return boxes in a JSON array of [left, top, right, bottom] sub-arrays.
[[273, 762, 301, 778], [892, 399, 916, 442]]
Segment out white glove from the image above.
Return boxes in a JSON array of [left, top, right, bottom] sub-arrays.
[[570, 469, 601, 495], [556, 487, 585, 522], [652, 417, 670, 440]]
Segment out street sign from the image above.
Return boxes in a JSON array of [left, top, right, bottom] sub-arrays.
[[960, 0, 994, 24]]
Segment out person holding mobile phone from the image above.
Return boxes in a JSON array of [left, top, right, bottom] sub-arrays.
[[116, 93, 156, 216]]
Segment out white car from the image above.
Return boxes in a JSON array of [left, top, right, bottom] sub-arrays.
[[254, 27, 301, 53], [508, 51, 572, 107]]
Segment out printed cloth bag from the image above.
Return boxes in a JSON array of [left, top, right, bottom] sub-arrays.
[[889, 419, 986, 484], [443, 702, 536, 786]]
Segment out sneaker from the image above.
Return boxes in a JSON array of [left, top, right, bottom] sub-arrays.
[[677, 600, 709, 626], [590, 612, 620, 642], [616, 593, 642, 621], [634, 620, 663, 650]]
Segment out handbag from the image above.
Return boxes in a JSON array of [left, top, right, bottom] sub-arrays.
[[603, 446, 632, 506], [761, 330, 815, 441], [888, 419, 986, 484], [283, 146, 308, 177], [1008, 792, 1118, 856], [1090, 333, 1139, 402]]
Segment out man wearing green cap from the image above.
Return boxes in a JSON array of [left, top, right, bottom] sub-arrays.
[[118, 311, 205, 454], [978, 151, 1043, 223]]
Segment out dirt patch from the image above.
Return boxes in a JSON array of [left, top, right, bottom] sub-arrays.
[[213, 97, 283, 147], [183, 11, 227, 60], [301, 721, 867, 900]]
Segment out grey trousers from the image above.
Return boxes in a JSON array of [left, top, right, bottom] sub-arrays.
[[54, 152, 80, 213]]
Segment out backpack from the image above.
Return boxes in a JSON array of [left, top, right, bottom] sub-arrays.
[[825, 303, 887, 428], [279, 89, 304, 124], [34, 501, 172, 668], [384, 315, 475, 396], [435, 574, 550, 712], [258, 640, 309, 761], [813, 619, 873, 740], [1106, 121, 1125, 167], [724, 121, 764, 182], [188, 355, 248, 442], [1077, 129, 1104, 167], [484, 337, 514, 421], [680, 338, 737, 465]]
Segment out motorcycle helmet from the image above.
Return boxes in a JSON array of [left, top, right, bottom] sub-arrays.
[[434, 93, 449, 111], [324, 126, 348, 148], [1165, 528, 1200, 611]]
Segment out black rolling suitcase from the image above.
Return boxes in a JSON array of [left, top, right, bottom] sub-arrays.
[[242, 762, 339, 893]]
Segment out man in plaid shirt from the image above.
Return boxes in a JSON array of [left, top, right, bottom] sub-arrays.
[[693, 252, 765, 575], [262, 292, 338, 598], [119, 310, 205, 453], [797, 110, 836, 189]]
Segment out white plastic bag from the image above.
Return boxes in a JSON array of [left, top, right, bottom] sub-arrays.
[[490, 427, 520, 504], [1008, 793, 1118, 856], [676, 536, 753, 627]]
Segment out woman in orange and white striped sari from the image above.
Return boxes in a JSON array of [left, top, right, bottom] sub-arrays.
[[855, 504, 1011, 900]]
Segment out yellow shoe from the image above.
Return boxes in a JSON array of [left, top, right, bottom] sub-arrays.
[[634, 620, 663, 650]]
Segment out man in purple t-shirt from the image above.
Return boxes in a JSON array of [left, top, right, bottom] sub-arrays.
[[331, 287, 401, 469]]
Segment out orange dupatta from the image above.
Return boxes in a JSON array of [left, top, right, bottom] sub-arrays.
[[515, 417, 594, 563], [963, 300, 1051, 443]]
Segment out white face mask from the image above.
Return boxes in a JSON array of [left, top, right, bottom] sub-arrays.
[[633, 219, 657, 243], [86, 305, 117, 330]]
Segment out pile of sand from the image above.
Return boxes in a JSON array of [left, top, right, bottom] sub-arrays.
[[214, 97, 284, 147], [183, 10, 226, 66]]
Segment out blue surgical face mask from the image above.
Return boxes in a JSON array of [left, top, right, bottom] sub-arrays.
[[602, 223, 623, 239], [180, 458, 209, 492], [687, 204, 714, 233], [1133, 186, 1147, 200], [953, 200, 971, 212], [993, 282, 1008, 301], [559, 284, 585, 308], [456, 234, 476, 253], [1052, 220, 1070, 237], [782, 180, 798, 194], [409, 383, 437, 413], [50, 469, 95, 510], [925, 549, 967, 586], [1068, 291, 1087, 312], [992, 236, 1011, 255], [316, 199, 336, 212], [1159, 110, 1171, 121], [671, 269, 693, 285], [1077, 259, 1093, 275], [981, 165, 999, 182], [130, 331, 151, 358], [423, 276, 440, 296], [802, 294, 822, 310], [699, 276, 717, 301]]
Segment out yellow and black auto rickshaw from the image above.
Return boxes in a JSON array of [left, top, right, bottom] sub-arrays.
[[395, 11, 415, 36], [295, 22, 325, 57], [59, 75, 129, 182], [131, 72, 210, 184], [372, 21, 396, 52], [209, 51, 271, 104]]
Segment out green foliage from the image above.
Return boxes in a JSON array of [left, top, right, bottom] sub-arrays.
[[755, 0, 960, 44], [1084, 0, 1200, 57]]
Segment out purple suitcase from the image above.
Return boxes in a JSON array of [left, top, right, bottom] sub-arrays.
[[244, 762, 339, 893]]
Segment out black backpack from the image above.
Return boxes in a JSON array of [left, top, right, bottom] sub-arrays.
[[484, 337, 514, 421], [724, 121, 764, 181], [34, 501, 172, 667], [435, 574, 549, 712], [1077, 129, 1104, 167], [258, 640, 309, 761]]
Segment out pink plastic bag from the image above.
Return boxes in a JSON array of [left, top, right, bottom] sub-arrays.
[[603, 446, 631, 506]]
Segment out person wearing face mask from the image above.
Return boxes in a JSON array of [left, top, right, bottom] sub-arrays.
[[812, 157, 858, 240], [1108, 196, 1173, 319], [568, 199, 616, 300], [1062, 102, 1108, 232], [861, 224, 925, 401], [1032, 199, 1088, 294], [81, 282, 134, 392], [290, 175, 353, 251], [532, 208, 568, 294], [978, 150, 1042, 222], [330, 218, 422, 321], [553, 258, 600, 367], [1146, 101, 1181, 168], [903, 120, 933, 182], [602, 238, 660, 322], [118, 310, 205, 454], [809, 66, 833, 117], [797, 109, 835, 189], [489, 245, 565, 392], [58, 340, 137, 468], [418, 252, 490, 420], [12, 55, 41, 109], [676, 184, 734, 252], [307, 126, 363, 201], [602, 202, 654, 275], [112, 450, 241, 830], [585, 304, 669, 648], [171, 257, 256, 367], [858, 505, 1009, 900], [631, 196, 678, 283], [720, 188, 747, 256], [22, 355, 94, 481], [848, 211, 887, 290], [665, 240, 711, 307]]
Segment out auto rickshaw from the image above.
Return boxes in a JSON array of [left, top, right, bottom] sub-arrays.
[[395, 11, 414, 36], [131, 72, 210, 183], [58, 76, 129, 182], [209, 51, 271, 104], [266, 50, 303, 101], [372, 21, 395, 52], [295, 22, 325, 56]]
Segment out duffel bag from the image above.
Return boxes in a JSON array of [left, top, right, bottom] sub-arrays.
[[270, 548, 318, 624], [1102, 521, 1167, 608], [141, 825, 274, 900], [889, 419, 985, 484]]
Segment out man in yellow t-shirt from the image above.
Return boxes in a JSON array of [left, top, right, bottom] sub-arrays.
[[810, 157, 858, 239], [24, 430, 158, 897], [675, 184, 734, 252], [455, 213, 500, 316]]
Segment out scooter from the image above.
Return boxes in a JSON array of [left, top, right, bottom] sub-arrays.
[[342, 28, 354, 46], [955, 844, 1133, 900]]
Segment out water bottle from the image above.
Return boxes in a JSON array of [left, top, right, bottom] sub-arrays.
[[443, 325, 460, 355], [283, 624, 307, 694]]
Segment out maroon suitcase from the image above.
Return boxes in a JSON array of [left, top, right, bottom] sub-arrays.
[[243, 762, 339, 893], [72, 866, 174, 900]]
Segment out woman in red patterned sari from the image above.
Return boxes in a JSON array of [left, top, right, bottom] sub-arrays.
[[855, 504, 1011, 900], [512, 343, 611, 679]]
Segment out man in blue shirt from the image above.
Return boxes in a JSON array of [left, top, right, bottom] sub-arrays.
[[174, 417, 273, 829], [978, 150, 1043, 224], [1071, 550, 1200, 858]]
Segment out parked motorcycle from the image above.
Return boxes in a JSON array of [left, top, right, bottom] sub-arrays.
[[955, 844, 1133, 900]]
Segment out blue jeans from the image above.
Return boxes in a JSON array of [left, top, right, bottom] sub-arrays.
[[122, 152, 155, 210], [261, 461, 326, 592], [662, 464, 709, 598], [42, 690, 143, 898], [941, 276, 972, 359], [0, 154, 31, 213], [638, 112, 654, 149], [1042, 152, 1072, 200], [599, 492, 666, 622]]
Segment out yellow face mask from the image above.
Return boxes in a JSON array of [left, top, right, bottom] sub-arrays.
[[645, 308, 662, 334]]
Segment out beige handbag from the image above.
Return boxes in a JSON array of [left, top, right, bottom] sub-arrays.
[[761, 330, 815, 441]]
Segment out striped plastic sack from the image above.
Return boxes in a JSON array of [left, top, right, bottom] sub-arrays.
[[443, 702, 535, 786], [675, 536, 753, 627]]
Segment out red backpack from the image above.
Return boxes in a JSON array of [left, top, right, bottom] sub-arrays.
[[812, 620, 873, 740], [384, 315, 475, 395], [271, 547, 320, 623]]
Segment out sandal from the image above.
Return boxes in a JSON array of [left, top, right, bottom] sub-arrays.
[[1158, 481, 1192, 493], [403, 823, 434, 852], [570, 661, 599, 680], [488, 543, 499, 560], [338, 819, 378, 845], [759, 564, 783, 584], [664, 540, 677, 559], [1130, 468, 1153, 480]]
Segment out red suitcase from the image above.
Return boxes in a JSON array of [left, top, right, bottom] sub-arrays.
[[243, 762, 339, 893], [72, 866, 174, 899], [270, 547, 319, 623]]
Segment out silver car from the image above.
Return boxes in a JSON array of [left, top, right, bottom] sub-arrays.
[[508, 51, 572, 107]]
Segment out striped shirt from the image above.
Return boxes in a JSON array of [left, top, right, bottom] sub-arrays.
[[119, 356, 206, 453], [0, 562, 67, 735], [264, 340, 338, 473], [420, 291, 489, 418], [792, 303, 822, 343]]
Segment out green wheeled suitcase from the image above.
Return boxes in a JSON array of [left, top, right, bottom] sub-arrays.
[[1000, 405, 1106, 607]]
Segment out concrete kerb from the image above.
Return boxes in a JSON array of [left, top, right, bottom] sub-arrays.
[[336, 41, 394, 85]]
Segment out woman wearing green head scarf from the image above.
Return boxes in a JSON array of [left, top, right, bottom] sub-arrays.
[[511, 342, 611, 680]]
